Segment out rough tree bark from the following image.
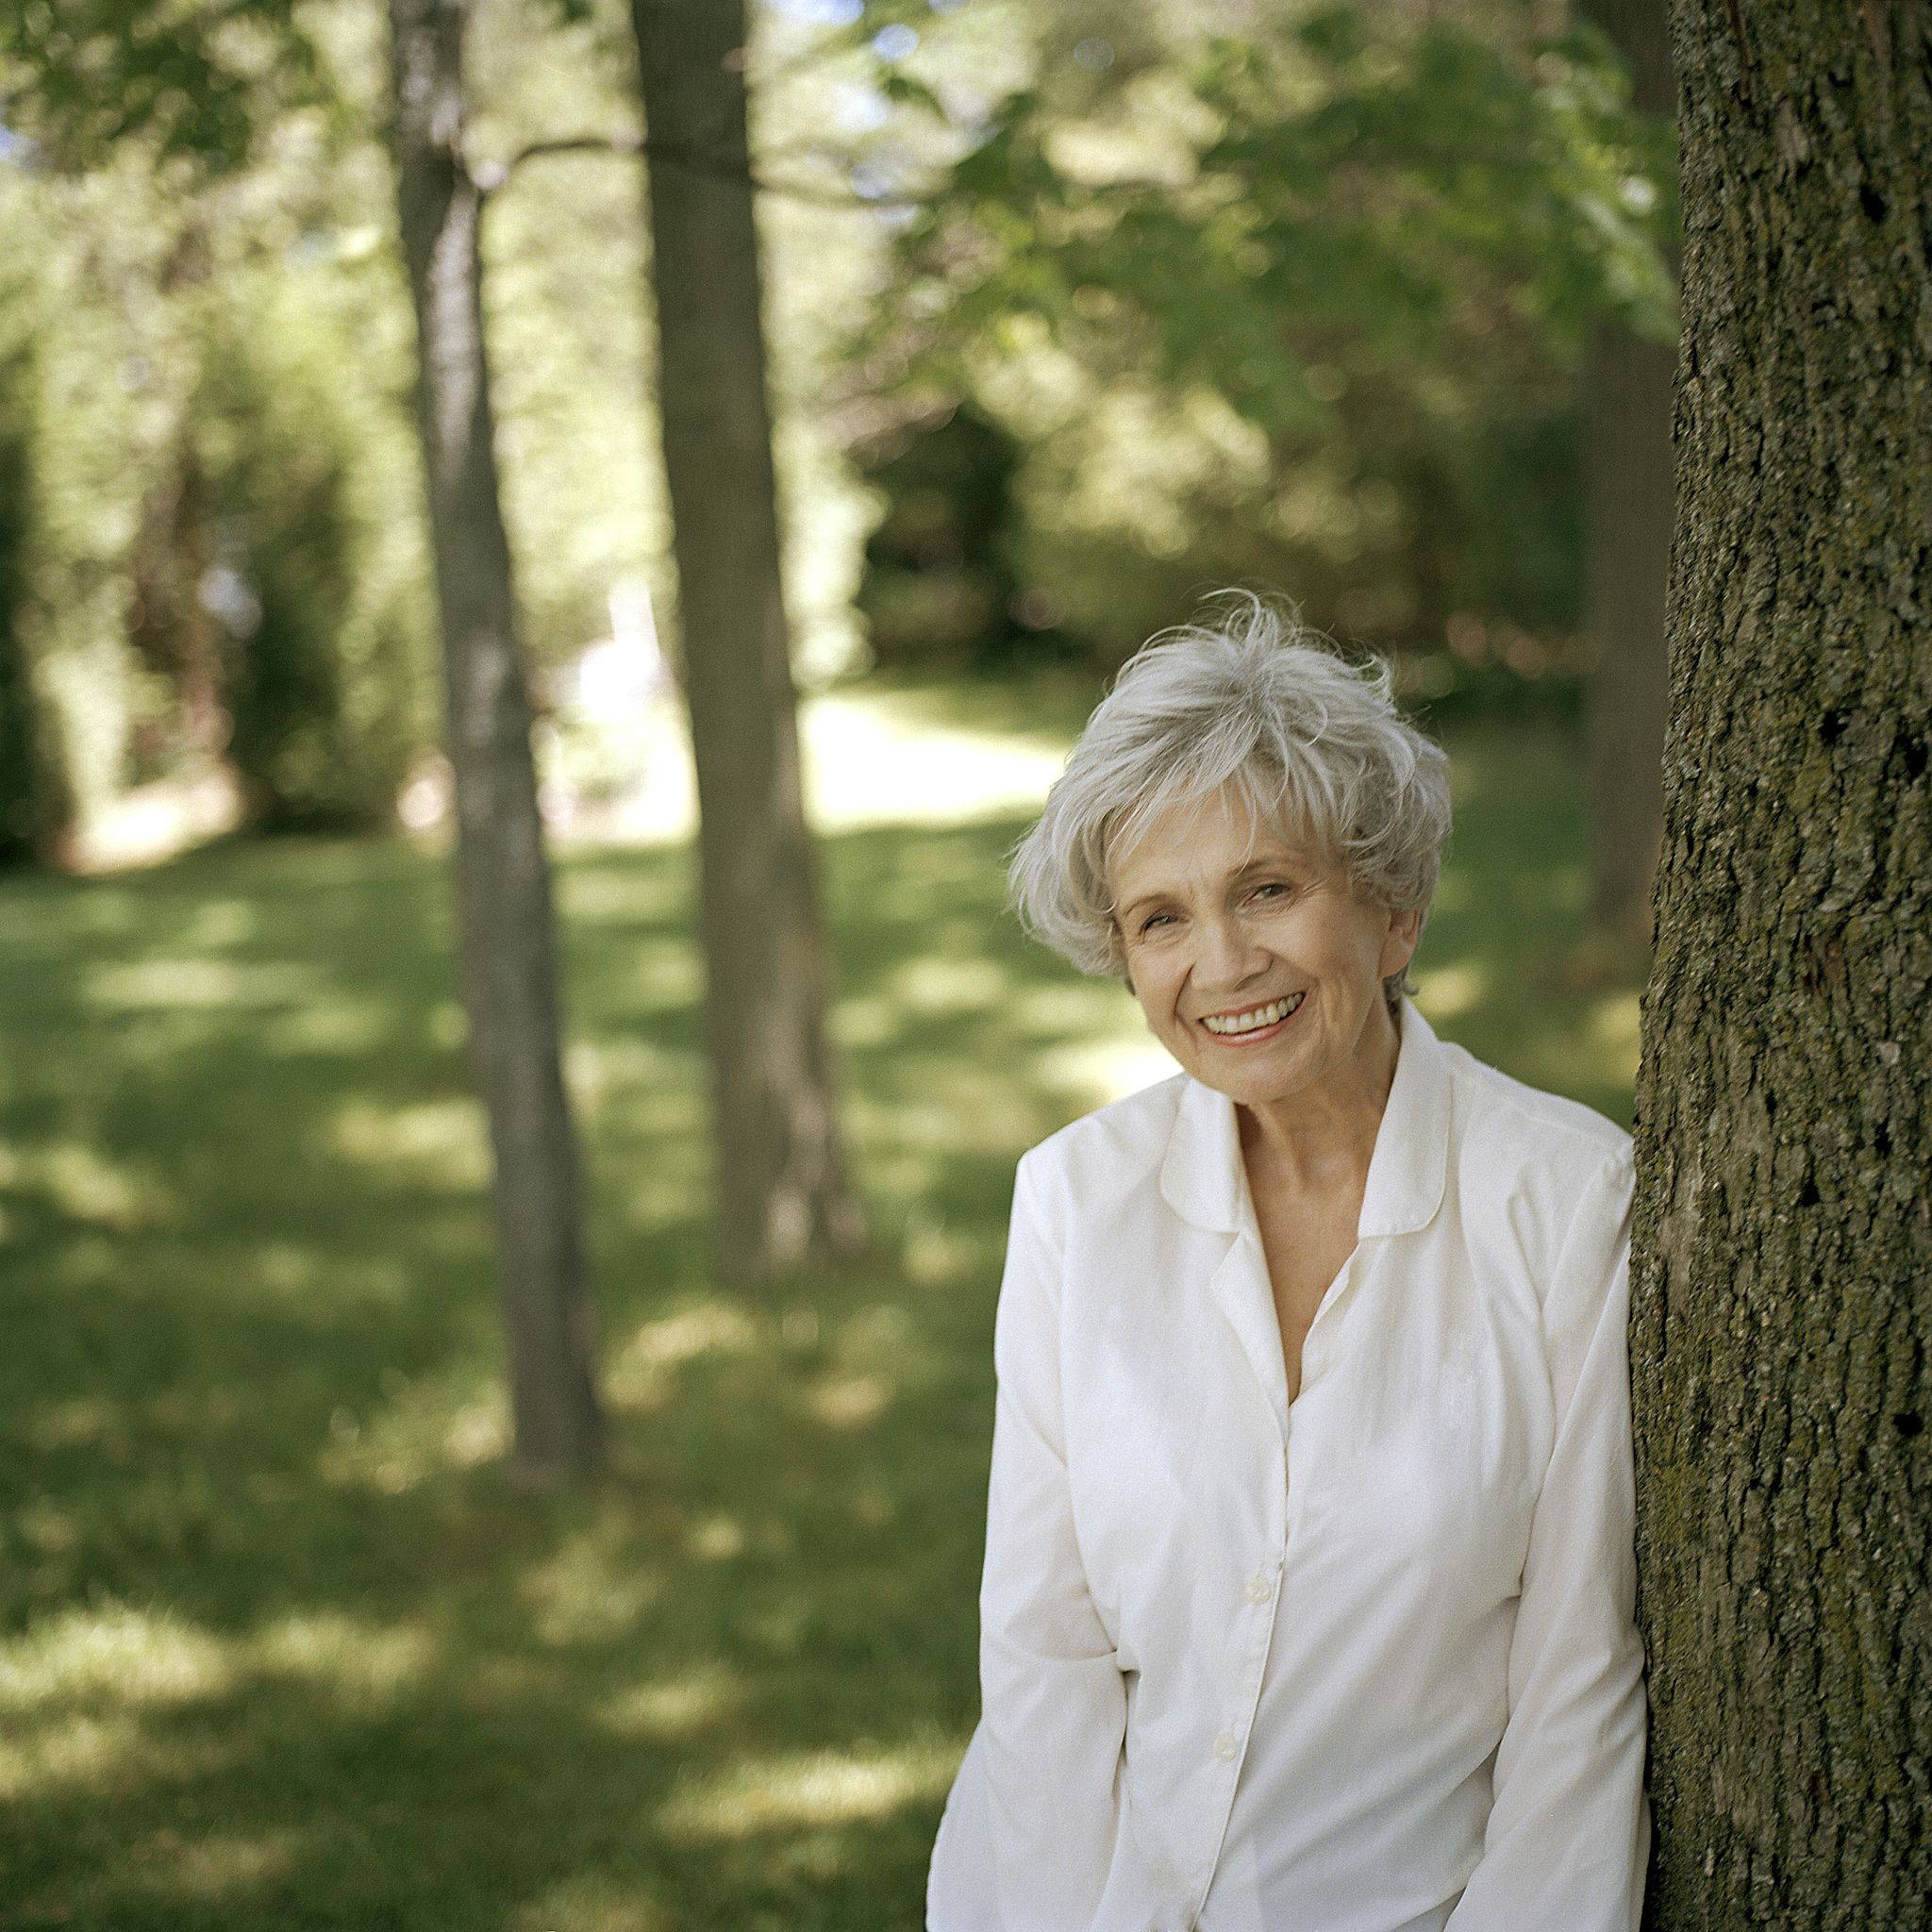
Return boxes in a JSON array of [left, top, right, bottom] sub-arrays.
[[1576, 0, 1678, 941], [628, 0, 864, 1281], [387, 0, 605, 1480], [1631, 1, 1929, 1924]]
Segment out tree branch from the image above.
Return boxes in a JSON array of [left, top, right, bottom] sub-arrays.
[[475, 130, 908, 210]]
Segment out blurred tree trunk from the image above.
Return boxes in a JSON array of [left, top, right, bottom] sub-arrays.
[[1576, 0, 1677, 940], [628, 0, 864, 1281], [387, 0, 604, 1482], [1630, 0, 1930, 1924]]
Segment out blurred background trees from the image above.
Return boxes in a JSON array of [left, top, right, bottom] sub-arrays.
[[0, 2, 432, 852], [388, 0, 604, 1482], [632, 0, 866, 1281], [0, 0, 1677, 864]]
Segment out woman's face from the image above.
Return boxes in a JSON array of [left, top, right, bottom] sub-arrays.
[[1108, 787, 1421, 1114]]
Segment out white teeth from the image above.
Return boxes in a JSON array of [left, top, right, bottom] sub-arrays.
[[1202, 992, 1304, 1036]]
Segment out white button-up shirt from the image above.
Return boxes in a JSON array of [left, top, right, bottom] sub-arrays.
[[926, 1002, 1648, 1932]]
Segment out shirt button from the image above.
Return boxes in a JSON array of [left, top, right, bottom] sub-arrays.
[[1213, 1729, 1239, 1760], [1245, 1573, 1272, 1604]]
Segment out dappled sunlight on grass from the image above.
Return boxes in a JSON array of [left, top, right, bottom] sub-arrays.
[[256, 997, 397, 1058], [599, 1662, 743, 1741], [806, 1373, 893, 1431], [852, 1076, 1042, 1159], [171, 898, 261, 950], [252, 1610, 438, 1702], [1591, 988, 1642, 1064], [878, 952, 1013, 1016], [1029, 1033, 1182, 1108], [804, 691, 1072, 832], [567, 1035, 706, 1119], [86, 956, 338, 1011], [686, 1513, 750, 1562], [1414, 958, 1491, 1022], [329, 1094, 491, 1191], [0, 1601, 438, 1814], [558, 860, 691, 927], [548, 679, 1076, 851], [22, 1395, 132, 1455], [248, 1239, 416, 1312], [0, 1707, 232, 1804], [518, 1530, 665, 1647], [897, 1201, 998, 1289], [656, 1739, 960, 1841], [10, 1136, 177, 1230], [124, 1826, 310, 1903], [300, 1354, 527, 1493], [607, 1302, 759, 1414], [593, 941, 704, 1011], [0, 1605, 233, 1714], [509, 1874, 667, 1932]]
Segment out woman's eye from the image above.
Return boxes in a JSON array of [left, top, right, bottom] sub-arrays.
[[1141, 911, 1175, 933], [1251, 881, 1291, 903]]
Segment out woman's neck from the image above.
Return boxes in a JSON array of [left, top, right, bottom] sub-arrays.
[[1237, 999, 1401, 1198]]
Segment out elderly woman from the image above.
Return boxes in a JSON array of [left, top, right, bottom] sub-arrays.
[[925, 596, 1647, 1932]]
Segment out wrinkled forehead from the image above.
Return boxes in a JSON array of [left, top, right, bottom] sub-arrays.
[[1101, 778, 1330, 897]]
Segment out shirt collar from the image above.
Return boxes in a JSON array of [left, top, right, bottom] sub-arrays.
[[1158, 997, 1453, 1240]]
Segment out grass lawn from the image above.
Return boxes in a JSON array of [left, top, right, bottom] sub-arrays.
[[0, 682, 1643, 1931]]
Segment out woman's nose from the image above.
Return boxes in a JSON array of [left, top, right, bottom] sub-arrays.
[[1195, 913, 1266, 989]]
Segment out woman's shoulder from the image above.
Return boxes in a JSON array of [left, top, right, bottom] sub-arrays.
[[1436, 1037, 1633, 1202], [1019, 1072, 1191, 1199]]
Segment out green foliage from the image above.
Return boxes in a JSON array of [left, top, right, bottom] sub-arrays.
[[0, 693, 1638, 1927], [0, 5, 436, 840], [854, 403, 1042, 665], [194, 281, 429, 832], [0, 0, 1673, 786], [1455, 406, 1585, 634], [0, 0, 331, 175], [877, 10, 1676, 400], [0, 159, 170, 836], [839, 0, 1677, 662]]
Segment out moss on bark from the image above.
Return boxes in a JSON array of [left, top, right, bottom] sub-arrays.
[[1632, 3, 1931, 1924]]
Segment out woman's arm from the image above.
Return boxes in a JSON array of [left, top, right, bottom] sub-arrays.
[[1446, 1146, 1650, 1931], [971, 1150, 1129, 1929]]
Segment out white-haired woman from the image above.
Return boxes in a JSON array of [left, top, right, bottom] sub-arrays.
[[926, 596, 1647, 1932]]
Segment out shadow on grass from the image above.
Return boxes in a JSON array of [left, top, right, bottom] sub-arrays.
[[0, 709, 1641, 1929]]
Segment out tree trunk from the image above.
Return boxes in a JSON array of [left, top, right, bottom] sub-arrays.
[[1577, 0, 1677, 941], [628, 0, 864, 1281], [387, 0, 604, 1481], [1631, 1, 1930, 1924]]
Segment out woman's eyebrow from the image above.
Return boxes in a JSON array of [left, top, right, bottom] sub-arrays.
[[1113, 888, 1174, 921], [1233, 852, 1305, 880]]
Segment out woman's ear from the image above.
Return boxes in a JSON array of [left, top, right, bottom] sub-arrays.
[[1381, 906, 1423, 980]]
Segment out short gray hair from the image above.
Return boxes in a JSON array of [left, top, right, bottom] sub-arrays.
[[1008, 591, 1452, 993]]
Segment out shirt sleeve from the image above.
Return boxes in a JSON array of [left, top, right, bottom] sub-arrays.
[[976, 1149, 1129, 1929], [1446, 1144, 1651, 1932]]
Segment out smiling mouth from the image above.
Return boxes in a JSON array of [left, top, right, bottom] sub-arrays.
[[1198, 991, 1306, 1038]]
